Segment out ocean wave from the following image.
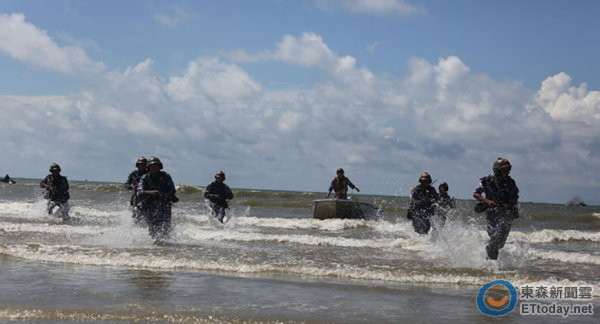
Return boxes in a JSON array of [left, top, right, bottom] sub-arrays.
[[529, 248, 600, 265], [0, 201, 131, 221], [232, 216, 367, 231], [238, 200, 311, 208], [71, 183, 125, 193], [229, 216, 413, 234], [0, 222, 103, 235], [175, 185, 203, 194], [571, 213, 600, 222], [1, 243, 597, 295], [510, 229, 600, 243], [234, 190, 317, 199], [0, 201, 46, 218], [178, 226, 416, 249]]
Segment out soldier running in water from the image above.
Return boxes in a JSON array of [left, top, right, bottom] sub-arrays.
[[40, 163, 70, 220], [435, 182, 455, 227], [407, 172, 438, 234], [473, 158, 519, 260], [124, 157, 147, 223], [204, 171, 234, 223], [137, 157, 178, 239]]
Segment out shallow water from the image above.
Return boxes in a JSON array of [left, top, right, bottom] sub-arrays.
[[1, 179, 598, 322]]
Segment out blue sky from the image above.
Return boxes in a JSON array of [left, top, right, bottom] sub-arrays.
[[1, 0, 599, 204]]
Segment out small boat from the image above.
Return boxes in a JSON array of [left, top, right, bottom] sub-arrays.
[[312, 199, 380, 220], [566, 196, 587, 206]]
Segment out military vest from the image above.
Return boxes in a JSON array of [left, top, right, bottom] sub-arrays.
[[333, 176, 350, 195]]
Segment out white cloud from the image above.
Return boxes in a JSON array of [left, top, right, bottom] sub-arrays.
[[166, 57, 262, 102], [0, 13, 104, 75], [534, 72, 600, 123], [315, 0, 424, 16], [228, 33, 375, 88], [277, 111, 301, 132], [1, 20, 599, 203]]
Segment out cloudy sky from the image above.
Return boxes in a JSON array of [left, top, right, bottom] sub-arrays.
[[1, 0, 599, 204]]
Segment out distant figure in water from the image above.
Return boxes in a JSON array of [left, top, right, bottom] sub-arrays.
[[137, 157, 178, 240], [40, 163, 70, 220], [566, 196, 587, 206], [473, 157, 519, 260], [124, 157, 147, 223], [204, 171, 234, 223], [2, 174, 16, 184], [407, 172, 438, 234], [435, 182, 455, 226], [326, 168, 360, 200]]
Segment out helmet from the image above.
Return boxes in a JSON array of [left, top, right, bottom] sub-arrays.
[[493, 157, 511, 174], [336, 168, 345, 175], [439, 182, 449, 192], [146, 156, 163, 169], [215, 171, 226, 180], [419, 172, 432, 184], [49, 163, 61, 172], [136, 157, 147, 166]]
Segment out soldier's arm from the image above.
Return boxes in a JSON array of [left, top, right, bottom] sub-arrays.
[[473, 190, 496, 206], [124, 173, 134, 190], [136, 176, 151, 198]]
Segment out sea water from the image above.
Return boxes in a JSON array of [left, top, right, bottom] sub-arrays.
[[0, 179, 598, 323]]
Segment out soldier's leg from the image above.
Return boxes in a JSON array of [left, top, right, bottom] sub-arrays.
[[132, 207, 144, 224], [145, 208, 160, 238], [412, 215, 431, 234], [494, 217, 512, 250], [436, 212, 447, 228], [57, 202, 70, 220], [47, 201, 56, 215], [154, 204, 172, 238], [209, 203, 219, 219], [486, 214, 512, 259], [217, 207, 225, 223]]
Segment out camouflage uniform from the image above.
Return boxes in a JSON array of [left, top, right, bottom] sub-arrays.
[[408, 184, 438, 234], [474, 174, 519, 260], [435, 191, 455, 226], [204, 179, 234, 223], [137, 170, 177, 239], [124, 169, 147, 222], [40, 173, 70, 219], [328, 175, 359, 200]]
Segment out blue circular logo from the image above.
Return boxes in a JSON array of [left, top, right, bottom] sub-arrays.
[[476, 280, 518, 316]]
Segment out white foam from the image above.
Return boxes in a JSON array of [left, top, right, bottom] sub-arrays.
[[205, 215, 414, 235], [0, 221, 103, 235], [230, 216, 366, 231], [528, 248, 600, 265], [0, 200, 127, 223], [510, 229, 600, 243], [84, 209, 153, 248], [0, 201, 48, 219], [178, 226, 416, 249], [1, 243, 597, 295]]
